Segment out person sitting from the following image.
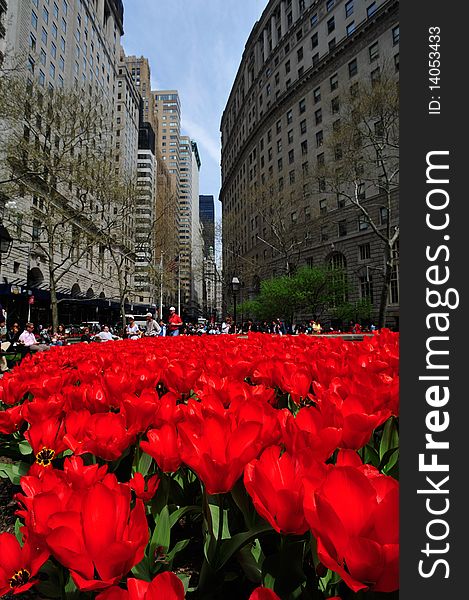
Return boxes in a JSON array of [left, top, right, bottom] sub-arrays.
[[126, 316, 141, 340], [144, 313, 161, 337], [81, 327, 93, 343], [18, 323, 49, 353], [96, 325, 119, 342]]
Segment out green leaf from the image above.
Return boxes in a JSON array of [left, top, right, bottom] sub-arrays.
[[382, 449, 400, 475], [18, 440, 33, 455], [151, 505, 171, 556], [380, 417, 399, 460], [208, 502, 230, 540], [131, 556, 152, 581], [166, 538, 190, 563], [168, 504, 201, 529], [262, 539, 307, 598], [138, 451, 153, 477], [215, 523, 273, 570], [14, 518, 22, 544], [363, 444, 380, 468], [0, 460, 29, 485], [237, 543, 263, 583]]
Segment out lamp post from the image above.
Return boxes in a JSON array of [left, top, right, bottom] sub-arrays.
[[231, 276, 240, 332]]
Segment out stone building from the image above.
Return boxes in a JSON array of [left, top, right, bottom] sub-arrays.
[[0, 0, 137, 325], [220, 0, 399, 327]]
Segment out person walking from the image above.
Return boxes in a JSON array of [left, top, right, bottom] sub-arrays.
[[126, 316, 141, 340], [144, 313, 161, 337], [167, 307, 183, 337]]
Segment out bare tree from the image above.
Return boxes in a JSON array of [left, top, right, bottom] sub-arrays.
[[315, 63, 399, 327], [0, 75, 114, 330]]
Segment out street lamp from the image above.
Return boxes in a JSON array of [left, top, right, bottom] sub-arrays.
[[231, 276, 240, 331]]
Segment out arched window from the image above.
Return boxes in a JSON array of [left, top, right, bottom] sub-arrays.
[[27, 267, 44, 288]]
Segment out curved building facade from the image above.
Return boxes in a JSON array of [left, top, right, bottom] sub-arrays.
[[220, 0, 399, 327]]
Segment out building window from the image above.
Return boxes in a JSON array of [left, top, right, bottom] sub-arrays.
[[316, 130, 323, 147], [317, 153, 325, 167], [276, 119, 281, 134], [321, 225, 329, 241], [394, 53, 399, 71], [285, 60, 291, 74], [359, 243, 371, 260], [287, 109, 293, 124], [311, 32, 318, 48], [348, 58, 358, 78], [297, 47, 303, 62], [358, 215, 369, 231], [367, 2, 377, 17], [329, 38, 336, 50], [327, 0, 335, 12], [311, 13, 318, 27], [319, 198, 327, 214], [327, 17, 335, 34], [338, 220, 347, 237], [330, 73, 338, 91], [313, 86, 321, 103], [289, 170, 296, 184], [301, 140, 308, 156], [49, 63, 55, 78], [371, 66, 381, 86], [389, 265, 399, 304], [312, 53, 320, 66], [41, 27, 48, 44], [369, 42, 379, 62], [315, 108, 322, 125], [31, 10, 38, 29], [40, 48, 46, 65], [51, 41, 57, 58], [360, 275, 374, 302], [288, 129, 293, 144], [278, 157, 283, 170], [345, 0, 354, 17], [392, 25, 399, 45], [331, 96, 340, 114], [300, 119, 307, 134], [288, 149, 295, 164], [346, 22, 355, 36], [380, 207, 389, 224], [43, 6, 49, 24], [277, 139, 282, 153], [39, 70, 45, 86]]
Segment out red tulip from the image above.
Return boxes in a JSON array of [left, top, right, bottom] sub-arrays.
[[96, 571, 185, 599], [140, 423, 182, 473], [244, 446, 309, 535], [129, 472, 160, 502], [0, 404, 24, 434], [178, 401, 264, 494], [24, 417, 67, 468], [303, 464, 399, 593], [0, 533, 49, 596], [46, 479, 149, 591], [249, 587, 281, 600]]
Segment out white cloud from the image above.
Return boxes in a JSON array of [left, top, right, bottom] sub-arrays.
[[181, 117, 220, 166]]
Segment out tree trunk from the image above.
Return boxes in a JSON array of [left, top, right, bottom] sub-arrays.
[[50, 273, 59, 332], [378, 245, 393, 329]]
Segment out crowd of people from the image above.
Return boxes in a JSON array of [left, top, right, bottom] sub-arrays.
[[0, 304, 376, 374]]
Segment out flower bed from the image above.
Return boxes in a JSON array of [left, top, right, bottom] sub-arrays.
[[0, 331, 399, 599]]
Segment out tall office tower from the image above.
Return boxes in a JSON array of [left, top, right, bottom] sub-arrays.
[[134, 121, 157, 304], [220, 0, 399, 327], [199, 195, 215, 257], [115, 56, 140, 177], [123, 55, 179, 308], [178, 135, 193, 309], [190, 142, 203, 315], [0, 0, 136, 322]]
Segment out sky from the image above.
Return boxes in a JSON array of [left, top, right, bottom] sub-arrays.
[[121, 0, 267, 221]]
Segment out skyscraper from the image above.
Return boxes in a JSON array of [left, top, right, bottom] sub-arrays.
[[220, 0, 399, 327]]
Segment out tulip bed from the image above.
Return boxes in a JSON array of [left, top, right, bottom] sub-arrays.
[[0, 331, 399, 600]]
